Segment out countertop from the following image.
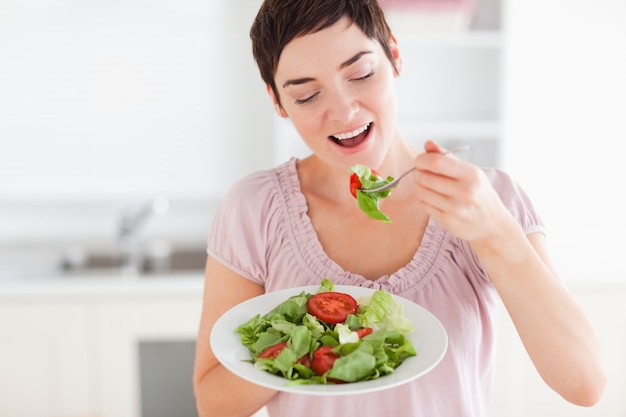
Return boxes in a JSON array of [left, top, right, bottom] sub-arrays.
[[1, 270, 622, 301], [0, 271, 205, 300]]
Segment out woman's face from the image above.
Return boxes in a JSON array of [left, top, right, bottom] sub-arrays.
[[271, 17, 402, 172]]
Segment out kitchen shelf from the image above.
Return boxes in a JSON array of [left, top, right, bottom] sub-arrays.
[[400, 120, 501, 141], [395, 30, 502, 49], [394, 26, 503, 166]]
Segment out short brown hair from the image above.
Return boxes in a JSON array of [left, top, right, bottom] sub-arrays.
[[250, 0, 395, 107]]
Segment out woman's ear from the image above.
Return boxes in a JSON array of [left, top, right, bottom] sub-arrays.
[[389, 34, 403, 77], [266, 84, 288, 118]]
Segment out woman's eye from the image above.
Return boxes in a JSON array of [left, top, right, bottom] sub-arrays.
[[294, 93, 318, 105], [353, 71, 374, 82]]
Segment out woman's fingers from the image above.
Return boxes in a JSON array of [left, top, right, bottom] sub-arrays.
[[423, 139, 443, 154], [413, 142, 508, 242]]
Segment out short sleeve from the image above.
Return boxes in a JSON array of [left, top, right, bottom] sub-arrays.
[[206, 169, 284, 285], [484, 168, 545, 235]]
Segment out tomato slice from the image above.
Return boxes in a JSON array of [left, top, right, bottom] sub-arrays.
[[349, 173, 362, 198], [256, 341, 287, 359], [355, 327, 373, 338], [311, 345, 339, 376], [307, 292, 358, 325]]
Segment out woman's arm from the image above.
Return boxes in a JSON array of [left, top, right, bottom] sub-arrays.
[[413, 141, 607, 406], [476, 228, 606, 406], [193, 257, 277, 417]]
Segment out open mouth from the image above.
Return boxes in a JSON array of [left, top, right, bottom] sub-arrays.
[[329, 122, 372, 147]]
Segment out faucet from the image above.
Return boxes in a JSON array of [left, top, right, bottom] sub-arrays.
[[117, 197, 169, 275]]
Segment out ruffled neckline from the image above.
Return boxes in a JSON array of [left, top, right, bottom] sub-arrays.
[[276, 158, 451, 293]]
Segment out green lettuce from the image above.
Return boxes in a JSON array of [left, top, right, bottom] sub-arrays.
[[349, 164, 394, 223]]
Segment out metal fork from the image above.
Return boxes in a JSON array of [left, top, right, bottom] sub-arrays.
[[361, 145, 470, 194]]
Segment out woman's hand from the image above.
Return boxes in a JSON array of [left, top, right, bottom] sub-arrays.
[[413, 140, 607, 405], [411, 140, 515, 245]]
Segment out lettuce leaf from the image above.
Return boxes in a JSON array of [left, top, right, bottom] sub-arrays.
[[317, 278, 335, 293], [357, 290, 414, 334]]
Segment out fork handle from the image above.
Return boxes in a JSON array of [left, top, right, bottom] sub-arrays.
[[361, 145, 469, 194]]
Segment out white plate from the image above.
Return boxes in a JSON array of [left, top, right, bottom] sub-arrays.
[[210, 285, 448, 395]]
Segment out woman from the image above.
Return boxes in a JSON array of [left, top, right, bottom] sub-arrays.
[[193, 1, 606, 416]]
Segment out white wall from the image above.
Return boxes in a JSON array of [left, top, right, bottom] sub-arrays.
[[502, 0, 626, 284], [0, 0, 272, 201]]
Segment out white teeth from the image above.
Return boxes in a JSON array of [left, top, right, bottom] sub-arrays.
[[333, 123, 370, 140]]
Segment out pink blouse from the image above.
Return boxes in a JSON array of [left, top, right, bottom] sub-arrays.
[[207, 158, 544, 417]]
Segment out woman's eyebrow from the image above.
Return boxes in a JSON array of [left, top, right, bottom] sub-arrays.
[[282, 77, 315, 89], [281, 51, 373, 89], [339, 51, 372, 70]]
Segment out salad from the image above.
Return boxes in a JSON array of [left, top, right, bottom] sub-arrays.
[[348, 164, 395, 223], [235, 279, 416, 385]]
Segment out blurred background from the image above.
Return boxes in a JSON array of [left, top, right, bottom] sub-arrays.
[[0, 0, 624, 416]]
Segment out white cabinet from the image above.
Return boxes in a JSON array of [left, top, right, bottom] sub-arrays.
[[0, 278, 203, 417], [96, 297, 202, 417], [0, 302, 94, 417]]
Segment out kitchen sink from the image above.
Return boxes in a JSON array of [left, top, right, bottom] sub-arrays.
[[58, 247, 207, 277]]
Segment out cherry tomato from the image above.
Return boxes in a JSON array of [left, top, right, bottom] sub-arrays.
[[355, 327, 373, 338], [307, 292, 358, 325], [257, 342, 311, 367], [349, 169, 380, 198], [256, 341, 287, 359], [311, 345, 339, 376]]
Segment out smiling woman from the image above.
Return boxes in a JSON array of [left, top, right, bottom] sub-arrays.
[[194, 1, 606, 417]]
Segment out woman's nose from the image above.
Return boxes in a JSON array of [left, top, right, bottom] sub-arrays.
[[326, 90, 359, 123]]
